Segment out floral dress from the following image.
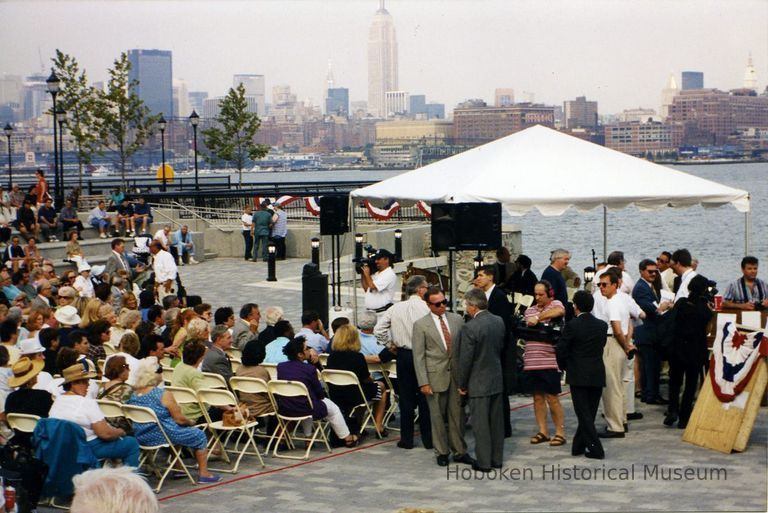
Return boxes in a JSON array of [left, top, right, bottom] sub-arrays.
[[127, 387, 207, 450]]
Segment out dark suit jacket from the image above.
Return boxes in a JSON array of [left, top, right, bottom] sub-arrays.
[[201, 345, 233, 382], [487, 285, 512, 332], [456, 310, 505, 398], [632, 279, 659, 346], [555, 313, 607, 388]]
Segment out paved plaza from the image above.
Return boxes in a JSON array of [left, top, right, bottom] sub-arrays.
[[47, 258, 768, 512]]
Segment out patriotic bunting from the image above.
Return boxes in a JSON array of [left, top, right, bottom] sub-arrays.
[[710, 321, 768, 402], [363, 200, 400, 220]]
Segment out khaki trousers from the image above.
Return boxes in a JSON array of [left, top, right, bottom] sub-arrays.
[[601, 336, 627, 433]]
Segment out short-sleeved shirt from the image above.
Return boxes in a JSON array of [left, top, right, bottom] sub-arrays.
[[723, 277, 768, 304], [170, 362, 204, 420], [49, 394, 105, 441], [522, 300, 564, 370], [37, 205, 57, 224], [116, 203, 135, 216], [264, 337, 290, 364], [365, 267, 398, 310], [252, 210, 272, 236], [133, 203, 152, 217], [241, 213, 253, 231], [296, 327, 329, 353], [606, 294, 631, 335]]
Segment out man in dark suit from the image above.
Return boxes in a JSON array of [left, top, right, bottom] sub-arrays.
[[473, 265, 515, 437], [632, 259, 673, 404], [413, 287, 472, 467], [457, 287, 506, 472], [202, 325, 234, 382], [555, 290, 607, 459]]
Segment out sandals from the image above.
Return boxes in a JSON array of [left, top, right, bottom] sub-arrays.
[[530, 432, 550, 444], [344, 434, 361, 447], [549, 435, 567, 447]]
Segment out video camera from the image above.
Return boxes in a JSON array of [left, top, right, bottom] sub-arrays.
[[514, 318, 563, 345], [705, 280, 719, 305], [354, 244, 377, 274]]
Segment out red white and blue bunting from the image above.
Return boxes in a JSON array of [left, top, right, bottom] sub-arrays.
[[252, 196, 432, 220], [710, 322, 767, 402], [363, 200, 400, 220]]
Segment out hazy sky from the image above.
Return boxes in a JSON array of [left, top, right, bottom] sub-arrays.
[[1, 0, 766, 114]]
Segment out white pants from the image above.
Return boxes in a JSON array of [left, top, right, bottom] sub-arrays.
[[624, 357, 635, 414], [300, 398, 350, 439]]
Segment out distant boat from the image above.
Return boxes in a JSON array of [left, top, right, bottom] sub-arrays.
[[253, 153, 322, 171], [85, 165, 112, 177]]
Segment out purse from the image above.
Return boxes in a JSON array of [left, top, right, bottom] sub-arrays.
[[221, 403, 250, 427]]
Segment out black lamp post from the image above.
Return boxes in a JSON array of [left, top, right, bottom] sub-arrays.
[[583, 266, 596, 288], [354, 233, 364, 261], [311, 237, 320, 266], [46, 71, 61, 205], [189, 110, 199, 191], [158, 114, 167, 192], [3, 123, 11, 188], [473, 250, 484, 276], [56, 107, 66, 198], [267, 243, 277, 281], [394, 228, 403, 263]]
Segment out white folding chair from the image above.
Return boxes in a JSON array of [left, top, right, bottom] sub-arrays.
[[121, 404, 196, 492], [226, 347, 242, 360], [230, 358, 242, 373], [97, 399, 125, 421], [379, 360, 400, 430], [229, 376, 281, 453], [318, 353, 329, 367], [261, 363, 278, 380], [196, 388, 265, 473], [103, 343, 117, 356], [267, 379, 332, 460], [6, 413, 40, 433], [96, 359, 106, 374], [162, 366, 175, 385], [200, 372, 228, 389], [160, 356, 173, 368], [321, 369, 384, 438], [165, 386, 206, 426]]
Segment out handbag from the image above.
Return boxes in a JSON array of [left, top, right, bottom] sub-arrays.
[[222, 403, 250, 427]]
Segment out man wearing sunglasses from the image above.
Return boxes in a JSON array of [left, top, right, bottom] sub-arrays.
[[412, 287, 472, 468], [656, 251, 675, 291]]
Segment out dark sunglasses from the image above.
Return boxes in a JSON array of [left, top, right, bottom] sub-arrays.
[[429, 299, 448, 307], [646, 270, 659, 274], [598, 282, 611, 288], [656, 258, 669, 264]]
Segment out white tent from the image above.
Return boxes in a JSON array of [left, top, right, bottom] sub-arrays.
[[352, 125, 751, 217]]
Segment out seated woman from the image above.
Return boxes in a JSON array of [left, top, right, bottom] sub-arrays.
[[235, 339, 274, 421], [65, 230, 88, 268], [522, 280, 567, 447], [49, 360, 140, 468], [276, 337, 359, 447], [257, 306, 284, 348], [128, 357, 221, 484], [170, 341, 209, 424], [5, 356, 54, 447], [263, 320, 294, 364], [98, 356, 134, 435], [325, 324, 388, 437]]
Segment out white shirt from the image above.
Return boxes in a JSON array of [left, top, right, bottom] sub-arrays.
[[594, 265, 635, 295], [675, 268, 698, 303], [241, 213, 253, 231], [484, 284, 495, 300], [296, 327, 329, 353], [660, 268, 675, 292], [374, 295, 429, 349], [34, 371, 61, 397], [430, 313, 450, 351], [49, 394, 105, 441], [365, 266, 398, 310], [74, 275, 94, 298], [152, 249, 178, 283], [594, 291, 640, 335], [104, 352, 141, 386], [153, 229, 170, 248]]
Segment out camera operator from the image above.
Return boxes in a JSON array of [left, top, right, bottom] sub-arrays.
[[361, 249, 398, 315], [722, 256, 768, 311]]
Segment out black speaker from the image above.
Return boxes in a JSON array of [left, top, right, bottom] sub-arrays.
[[302, 271, 329, 329], [431, 202, 502, 250], [319, 196, 349, 235]]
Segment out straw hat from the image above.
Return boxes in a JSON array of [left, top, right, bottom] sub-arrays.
[[8, 356, 45, 388], [58, 286, 77, 299], [19, 338, 45, 355], [54, 305, 82, 326], [62, 360, 98, 384]]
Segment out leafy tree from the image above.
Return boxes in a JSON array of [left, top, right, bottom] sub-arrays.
[[202, 83, 268, 186], [93, 52, 158, 185], [51, 50, 101, 187]]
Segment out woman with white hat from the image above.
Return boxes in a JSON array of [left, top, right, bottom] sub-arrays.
[[49, 360, 140, 468], [4, 355, 54, 446], [54, 305, 81, 350], [74, 264, 94, 298], [18, 337, 59, 396]]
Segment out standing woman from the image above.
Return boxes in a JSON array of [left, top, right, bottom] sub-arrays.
[[665, 275, 713, 429], [523, 280, 567, 447]]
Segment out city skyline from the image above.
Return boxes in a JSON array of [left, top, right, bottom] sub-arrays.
[[0, 0, 766, 115]]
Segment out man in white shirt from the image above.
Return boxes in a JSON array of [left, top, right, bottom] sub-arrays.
[[295, 310, 330, 353], [671, 249, 697, 303], [241, 205, 254, 261], [153, 224, 179, 264], [149, 241, 177, 302], [361, 249, 398, 314], [656, 251, 675, 291]]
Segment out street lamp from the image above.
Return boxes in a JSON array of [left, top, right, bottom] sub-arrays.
[[3, 123, 11, 188], [583, 266, 596, 287], [189, 110, 199, 191], [46, 71, 61, 205], [311, 237, 320, 266], [394, 229, 403, 263], [158, 114, 167, 192], [267, 243, 277, 282], [56, 107, 66, 198], [354, 233, 364, 261], [473, 250, 484, 276]]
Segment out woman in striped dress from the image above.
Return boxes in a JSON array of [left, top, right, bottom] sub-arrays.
[[523, 280, 567, 447]]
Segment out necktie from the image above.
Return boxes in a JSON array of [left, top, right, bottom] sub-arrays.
[[439, 316, 452, 353]]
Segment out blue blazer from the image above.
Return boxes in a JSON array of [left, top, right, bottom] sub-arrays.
[[33, 418, 98, 497], [632, 279, 660, 346]]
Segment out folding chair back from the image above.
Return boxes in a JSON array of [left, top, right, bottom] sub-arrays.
[[230, 358, 242, 373], [268, 379, 313, 406], [261, 363, 278, 380], [200, 372, 228, 389], [97, 399, 125, 420], [230, 376, 269, 395], [197, 388, 238, 410], [6, 413, 40, 433], [162, 366, 175, 385], [96, 359, 106, 374], [160, 356, 173, 368], [103, 344, 117, 356], [267, 379, 331, 460], [321, 369, 383, 438], [165, 386, 201, 408], [226, 347, 242, 360], [318, 353, 329, 367]]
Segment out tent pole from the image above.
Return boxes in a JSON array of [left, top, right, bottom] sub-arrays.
[[744, 210, 751, 256], [350, 197, 358, 325], [603, 206, 608, 260]]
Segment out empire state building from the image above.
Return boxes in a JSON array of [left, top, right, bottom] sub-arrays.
[[368, 0, 398, 117]]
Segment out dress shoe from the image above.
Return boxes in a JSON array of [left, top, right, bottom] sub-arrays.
[[648, 397, 669, 405], [422, 441, 434, 450], [663, 413, 678, 427], [598, 429, 625, 439], [585, 450, 605, 460], [397, 441, 414, 450], [436, 454, 450, 467], [472, 463, 492, 473], [491, 463, 503, 469], [453, 453, 475, 466], [627, 412, 644, 421], [623, 423, 629, 433], [677, 420, 688, 429]]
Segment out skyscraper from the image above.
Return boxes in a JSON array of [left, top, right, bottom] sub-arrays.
[[326, 88, 349, 116], [744, 54, 758, 91], [563, 96, 598, 129], [233, 74, 266, 115], [127, 49, 173, 116], [367, 0, 398, 118], [660, 73, 679, 120], [681, 71, 704, 90], [495, 88, 515, 107]]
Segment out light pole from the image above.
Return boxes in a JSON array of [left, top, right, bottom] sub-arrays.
[[267, 243, 277, 281], [354, 233, 364, 261], [46, 71, 61, 206], [3, 123, 11, 188], [158, 114, 167, 192], [56, 107, 66, 199], [311, 237, 320, 266], [189, 110, 199, 191], [394, 228, 402, 263]]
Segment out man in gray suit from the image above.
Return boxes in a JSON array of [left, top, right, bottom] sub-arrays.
[[232, 303, 260, 350], [457, 287, 506, 472], [202, 324, 234, 383], [413, 287, 474, 467]]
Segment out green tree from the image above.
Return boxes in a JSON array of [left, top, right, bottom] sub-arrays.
[[51, 50, 102, 187], [94, 52, 158, 185], [202, 83, 268, 186]]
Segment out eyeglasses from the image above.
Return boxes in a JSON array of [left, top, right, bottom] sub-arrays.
[[598, 282, 611, 288], [646, 270, 659, 274], [656, 258, 669, 264], [429, 299, 448, 307]]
